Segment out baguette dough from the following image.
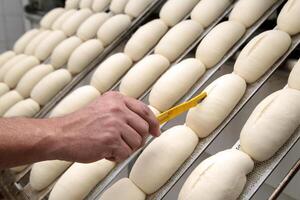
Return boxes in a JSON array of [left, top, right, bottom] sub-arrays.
[[120, 54, 170, 98], [288, 59, 300, 90], [277, 0, 300, 35], [40, 8, 65, 29], [16, 64, 54, 98], [13, 29, 40, 54], [149, 58, 205, 112], [97, 14, 131, 46], [92, 0, 111, 12], [110, 0, 129, 14], [0, 91, 23, 116], [0, 83, 9, 97], [155, 20, 203, 62], [178, 149, 254, 200], [24, 30, 51, 55], [234, 30, 291, 83], [196, 21, 245, 68], [99, 178, 146, 200], [125, 0, 152, 17], [67, 39, 104, 74], [240, 89, 300, 161], [0, 54, 28, 82], [160, 0, 200, 27], [49, 160, 115, 200], [31, 69, 72, 105], [90, 53, 133, 93], [124, 19, 168, 61], [65, 0, 80, 9], [0, 51, 15, 67], [130, 125, 198, 194], [186, 73, 246, 138], [52, 9, 77, 30], [79, 0, 94, 9], [4, 99, 40, 118]]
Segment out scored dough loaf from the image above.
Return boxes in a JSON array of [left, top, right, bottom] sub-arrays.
[[155, 20, 203, 62], [0, 83, 9, 97], [4, 99, 40, 118], [125, 0, 152, 18], [149, 58, 205, 112], [97, 14, 131, 47], [288, 59, 300, 90], [79, 0, 94, 9], [234, 30, 291, 83], [186, 73, 246, 138], [196, 21, 245, 68], [24, 30, 52, 55], [31, 69, 72, 106], [49, 160, 115, 200], [0, 54, 28, 82], [13, 29, 40, 54], [92, 0, 111, 12], [90, 53, 133, 93], [277, 0, 300, 35], [124, 19, 168, 61], [52, 9, 77, 30], [67, 39, 104, 74], [40, 8, 65, 29], [160, 0, 200, 27], [178, 149, 254, 200], [99, 178, 146, 200], [240, 89, 300, 161], [130, 125, 198, 194], [120, 54, 170, 98], [109, 0, 129, 14], [0, 51, 16, 67], [65, 0, 80, 9], [0, 91, 23, 116]]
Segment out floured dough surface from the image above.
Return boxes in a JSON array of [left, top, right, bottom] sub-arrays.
[[125, 0, 153, 17], [40, 8, 65, 29], [277, 0, 300, 35], [0, 83, 9, 97], [4, 99, 40, 118], [0, 91, 23, 116], [13, 29, 40, 54], [109, 0, 129, 14]]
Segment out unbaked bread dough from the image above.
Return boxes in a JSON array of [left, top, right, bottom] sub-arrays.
[[0, 54, 28, 82], [79, 0, 94, 9], [52, 9, 77, 30], [124, 19, 168, 61], [125, 0, 152, 18], [10, 165, 28, 173], [24, 30, 51, 55], [40, 8, 65, 29], [90, 53, 132, 93], [155, 20, 203, 62], [92, 0, 111, 12], [0, 83, 9, 97], [234, 30, 291, 83], [4, 99, 40, 118], [277, 0, 300, 35], [130, 125, 198, 194], [0, 51, 15, 67], [148, 105, 160, 116], [288, 59, 300, 90], [13, 29, 40, 54], [109, 0, 129, 14], [120, 54, 170, 98], [0, 91, 23, 116], [196, 21, 245, 68], [186, 73, 246, 138], [65, 0, 80, 9], [149, 58, 205, 112]]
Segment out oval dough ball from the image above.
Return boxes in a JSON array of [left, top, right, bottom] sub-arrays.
[[0, 91, 23, 116], [125, 0, 152, 18], [0, 51, 16, 67], [79, 0, 94, 9], [92, 0, 111, 12], [155, 20, 203, 62], [90, 53, 133, 93], [4, 56, 40, 89], [277, 0, 300, 35], [13, 29, 40, 54], [0, 83, 9, 97], [49, 160, 115, 200], [31, 69, 72, 105], [149, 58, 205, 112], [109, 0, 129, 14], [229, 0, 277, 28], [16, 64, 54, 98], [4, 99, 40, 118], [191, 0, 232, 28], [50, 36, 82, 69], [120, 54, 170, 98], [130, 125, 198, 194], [160, 0, 200, 27], [234, 30, 291, 83], [67, 39, 104, 74], [240, 89, 300, 161], [65, 0, 80, 9], [24, 30, 52, 55], [178, 149, 254, 200], [196, 21, 245, 68], [0, 54, 28, 82], [77, 13, 110, 41], [97, 14, 131, 47], [40, 8, 66, 29], [124, 19, 168, 61], [50, 85, 100, 117], [62, 9, 93, 36], [99, 178, 146, 200], [52, 9, 77, 30], [288, 59, 300, 90], [34, 30, 66, 61]]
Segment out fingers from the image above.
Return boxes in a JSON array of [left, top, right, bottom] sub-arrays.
[[111, 140, 133, 162], [121, 124, 144, 151]]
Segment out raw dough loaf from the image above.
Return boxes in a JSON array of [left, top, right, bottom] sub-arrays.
[[130, 125, 198, 194], [125, 0, 152, 17], [234, 30, 291, 83], [40, 8, 65, 29], [288, 59, 300, 90], [16, 64, 54, 98], [80, 0, 94, 9], [229, 0, 278, 28], [4, 56, 40, 89], [186, 73, 246, 138], [149, 58, 205, 112], [92, 0, 111, 12], [240, 89, 300, 161], [0, 51, 15, 67], [178, 149, 254, 200], [4, 99, 40, 118], [65, 0, 80, 9], [160, 0, 200, 27], [13, 29, 40, 54], [61, 9, 93, 36], [67, 39, 104, 74], [277, 0, 300, 35], [155, 20, 203, 62], [0, 54, 28, 82], [109, 0, 129, 14], [0, 91, 23, 116], [90, 53, 133, 93], [49, 160, 115, 200], [196, 21, 245, 68], [52, 9, 77, 30], [99, 178, 146, 200], [77, 13, 110, 41], [120, 54, 170, 98], [10, 166, 28, 173], [31, 69, 72, 105], [97, 14, 131, 46], [148, 105, 160, 116], [0, 83, 9, 97], [124, 19, 168, 61], [24, 30, 51, 55], [191, 0, 232, 28]]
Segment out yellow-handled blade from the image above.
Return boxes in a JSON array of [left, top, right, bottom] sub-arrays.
[[156, 91, 207, 125]]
